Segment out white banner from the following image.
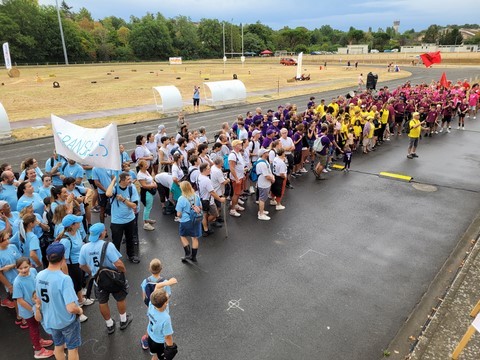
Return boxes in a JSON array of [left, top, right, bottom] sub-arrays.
[[296, 52, 303, 79], [169, 57, 182, 65], [51, 115, 121, 171], [3, 42, 12, 70]]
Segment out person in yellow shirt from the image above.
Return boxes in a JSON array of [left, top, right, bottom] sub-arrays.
[[407, 112, 428, 159], [315, 99, 326, 119], [328, 98, 339, 117], [380, 103, 390, 142]]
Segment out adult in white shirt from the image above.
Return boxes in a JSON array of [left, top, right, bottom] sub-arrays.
[[271, 148, 287, 211], [228, 140, 246, 217], [237, 121, 248, 141], [154, 172, 173, 214], [255, 149, 275, 220], [134, 135, 153, 170], [154, 124, 167, 149], [249, 130, 261, 164], [197, 163, 226, 236], [279, 128, 295, 189], [137, 160, 157, 231], [158, 136, 173, 173]]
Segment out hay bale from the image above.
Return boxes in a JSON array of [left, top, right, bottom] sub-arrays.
[[7, 68, 20, 78], [114, 77, 119, 79]]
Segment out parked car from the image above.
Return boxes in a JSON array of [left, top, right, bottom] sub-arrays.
[[310, 51, 322, 55], [370, 49, 380, 53], [392, 48, 399, 52], [280, 58, 297, 66], [244, 51, 257, 56]]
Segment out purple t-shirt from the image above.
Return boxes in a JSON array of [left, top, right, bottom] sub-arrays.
[[262, 137, 273, 149], [292, 132, 303, 152]]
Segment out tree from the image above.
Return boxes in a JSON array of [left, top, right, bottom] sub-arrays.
[[347, 27, 365, 45], [243, 32, 264, 53], [423, 25, 440, 43], [197, 18, 223, 58], [169, 16, 200, 59], [439, 27, 463, 45], [129, 13, 173, 60]]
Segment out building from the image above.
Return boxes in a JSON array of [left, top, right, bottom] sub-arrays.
[[401, 44, 478, 53], [337, 45, 369, 55]]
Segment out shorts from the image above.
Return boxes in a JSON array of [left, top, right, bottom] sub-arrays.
[[170, 182, 182, 201], [157, 182, 170, 203], [316, 154, 327, 166], [470, 106, 477, 111], [258, 187, 270, 202], [408, 137, 419, 148], [428, 122, 435, 129], [205, 202, 218, 217], [148, 336, 165, 357], [179, 219, 202, 238], [293, 151, 302, 165], [51, 319, 81, 350], [193, 98, 200, 106], [87, 179, 97, 189], [443, 116, 452, 123], [98, 193, 108, 208], [395, 116, 404, 123], [362, 137, 370, 147], [231, 178, 244, 195], [94, 282, 129, 304]]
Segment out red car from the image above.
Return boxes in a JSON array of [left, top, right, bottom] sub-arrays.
[[280, 58, 297, 66]]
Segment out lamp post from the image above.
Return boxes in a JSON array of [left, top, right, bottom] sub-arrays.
[[55, 0, 69, 65]]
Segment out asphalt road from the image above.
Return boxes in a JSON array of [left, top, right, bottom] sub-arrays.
[[2, 66, 480, 360]]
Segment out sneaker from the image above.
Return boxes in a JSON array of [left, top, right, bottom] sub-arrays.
[[146, 219, 157, 224], [128, 256, 140, 264], [447, 129, 451, 133], [238, 199, 245, 205], [300, 168, 308, 173], [120, 313, 133, 330], [143, 223, 155, 231], [435, 131, 438, 134], [457, 126, 460, 129], [79, 314, 88, 323], [269, 199, 277, 206], [474, 116, 477, 119], [322, 169, 328, 173], [290, 173, 297, 179], [1, 298, 15, 309], [212, 221, 223, 228], [235, 204, 245, 211], [276, 204, 286, 211], [107, 320, 116, 335], [39, 339, 53, 347], [202, 229, 214, 237], [407, 154, 413, 159], [412, 153, 419, 158], [79, 298, 95, 307], [34, 348, 55, 359], [448, 126, 451, 130], [141, 334, 149, 350], [229, 210, 241, 217], [257, 211, 269, 215], [91, 206, 100, 213], [258, 214, 271, 221], [249, 186, 255, 194], [286, 184, 294, 189], [462, 127, 465, 130], [174, 216, 180, 222], [439, 128, 443, 133]]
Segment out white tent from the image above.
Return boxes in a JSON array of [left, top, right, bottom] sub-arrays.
[[153, 86, 183, 114], [204, 80, 246, 107], [0, 103, 11, 139]]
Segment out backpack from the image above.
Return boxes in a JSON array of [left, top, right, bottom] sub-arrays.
[[187, 168, 199, 191], [105, 185, 133, 216], [250, 159, 267, 182], [312, 135, 327, 153], [403, 119, 412, 135], [143, 276, 165, 306], [170, 145, 179, 156], [223, 152, 238, 171], [130, 151, 136, 163], [188, 195, 203, 222]]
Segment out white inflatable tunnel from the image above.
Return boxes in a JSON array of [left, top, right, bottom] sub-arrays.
[[204, 80, 246, 107], [153, 86, 183, 114], [0, 103, 12, 139]]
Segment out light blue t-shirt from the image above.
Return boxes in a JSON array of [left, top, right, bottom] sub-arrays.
[[0, 211, 20, 233], [79, 240, 121, 277], [0, 183, 18, 210], [175, 195, 201, 223], [35, 269, 78, 330], [147, 303, 173, 344], [38, 185, 53, 200], [17, 193, 44, 215], [110, 185, 139, 224], [12, 268, 38, 319], [62, 163, 84, 181], [140, 276, 171, 296], [44, 157, 66, 186], [19, 232, 42, 267], [29, 179, 43, 193], [19, 168, 43, 181], [92, 168, 113, 194], [0, 244, 21, 287], [59, 231, 83, 265]]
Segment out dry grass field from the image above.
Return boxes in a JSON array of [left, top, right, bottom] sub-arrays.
[[1, 52, 479, 140]]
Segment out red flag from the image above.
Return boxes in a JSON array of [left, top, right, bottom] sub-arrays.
[[439, 72, 448, 88], [420, 51, 442, 68]]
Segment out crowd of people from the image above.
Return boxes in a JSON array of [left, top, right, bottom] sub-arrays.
[[0, 77, 479, 359]]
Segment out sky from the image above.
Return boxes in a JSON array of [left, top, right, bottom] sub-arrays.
[[39, 0, 479, 32]]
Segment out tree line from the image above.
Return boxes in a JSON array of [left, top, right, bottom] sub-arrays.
[[0, 0, 479, 64]]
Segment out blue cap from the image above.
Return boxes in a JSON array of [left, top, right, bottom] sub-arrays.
[[88, 223, 105, 242], [62, 214, 83, 227], [46, 242, 65, 260]]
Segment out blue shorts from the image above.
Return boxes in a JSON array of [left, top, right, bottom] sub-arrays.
[[51, 319, 81, 350]]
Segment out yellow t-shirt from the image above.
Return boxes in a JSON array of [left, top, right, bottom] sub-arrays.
[[380, 109, 389, 124], [408, 119, 421, 138], [315, 104, 326, 118], [368, 122, 375, 138], [353, 125, 362, 137], [360, 111, 369, 125]]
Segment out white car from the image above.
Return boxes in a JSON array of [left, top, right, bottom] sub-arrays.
[[370, 49, 379, 53]]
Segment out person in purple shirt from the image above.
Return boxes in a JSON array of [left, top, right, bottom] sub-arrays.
[[313, 124, 331, 180], [252, 107, 263, 123], [274, 106, 283, 121], [267, 118, 280, 138], [393, 99, 406, 136], [262, 130, 275, 149], [292, 124, 305, 174], [244, 111, 254, 127]]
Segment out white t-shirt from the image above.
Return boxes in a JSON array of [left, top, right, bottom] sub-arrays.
[[256, 160, 272, 189], [238, 128, 248, 140], [134, 145, 152, 166], [197, 174, 215, 204], [228, 151, 245, 180], [171, 164, 184, 182], [279, 137, 294, 154], [210, 166, 225, 196], [154, 173, 173, 189], [137, 171, 153, 186], [272, 156, 287, 176], [249, 140, 260, 163]]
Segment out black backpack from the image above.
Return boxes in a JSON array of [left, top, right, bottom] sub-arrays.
[[143, 276, 165, 306], [187, 168, 199, 191], [403, 119, 411, 135]]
